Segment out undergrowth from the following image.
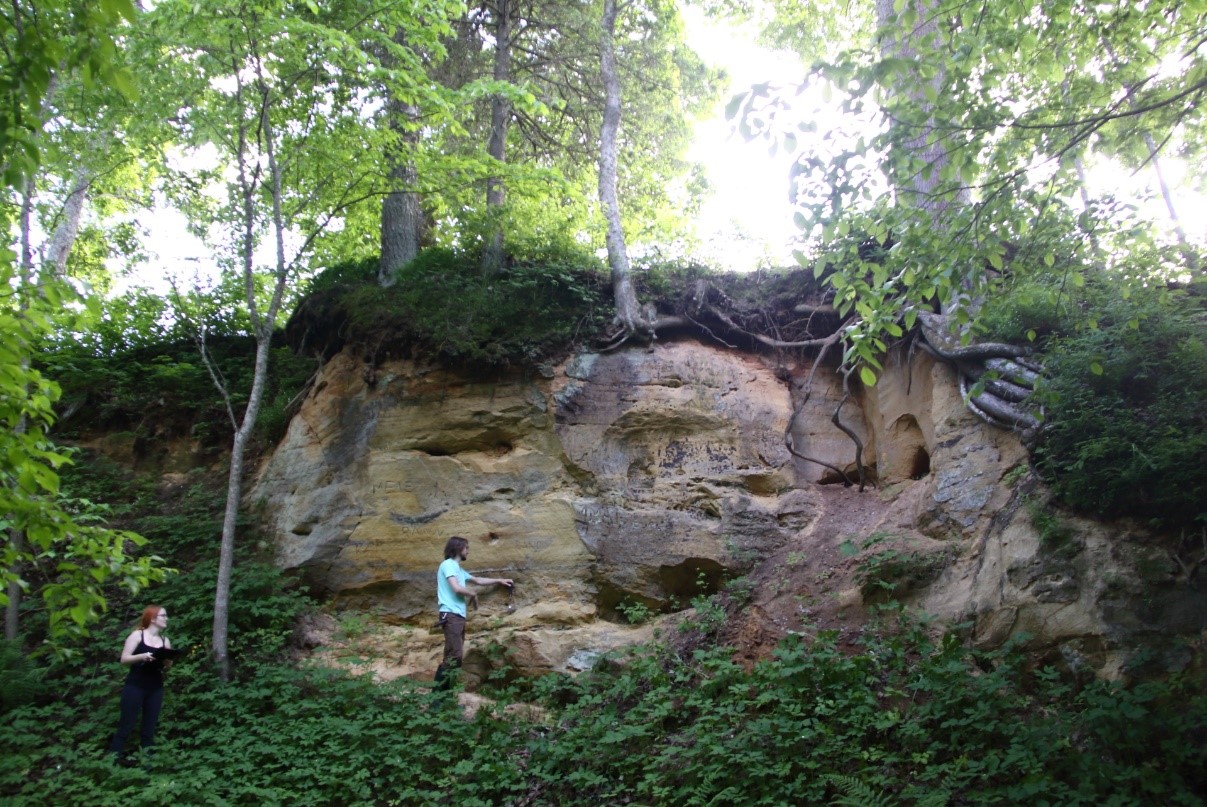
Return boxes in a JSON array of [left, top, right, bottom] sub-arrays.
[[3, 589, 1203, 805], [40, 335, 315, 452], [1032, 282, 1207, 532], [291, 246, 611, 368], [8, 445, 1204, 806]]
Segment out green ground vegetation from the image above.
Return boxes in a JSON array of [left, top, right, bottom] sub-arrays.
[[41, 332, 316, 454], [1, 460, 1203, 806], [293, 246, 614, 369], [979, 259, 1207, 533]]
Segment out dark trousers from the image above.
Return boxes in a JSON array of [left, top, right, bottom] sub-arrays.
[[110, 683, 164, 753], [434, 612, 466, 690]]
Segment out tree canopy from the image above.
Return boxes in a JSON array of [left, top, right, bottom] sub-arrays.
[[1, 0, 167, 649], [725, 0, 1204, 353]]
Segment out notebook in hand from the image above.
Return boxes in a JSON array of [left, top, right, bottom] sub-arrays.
[[150, 647, 184, 661]]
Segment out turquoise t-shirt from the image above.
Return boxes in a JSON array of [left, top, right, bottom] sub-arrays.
[[437, 558, 471, 617]]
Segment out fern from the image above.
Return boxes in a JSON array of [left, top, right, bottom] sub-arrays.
[[0, 639, 42, 712], [916, 790, 950, 807], [822, 774, 898, 807]]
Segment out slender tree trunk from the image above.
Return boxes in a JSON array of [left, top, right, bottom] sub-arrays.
[[1101, 39, 1201, 276], [211, 64, 292, 682], [211, 337, 273, 680], [3, 180, 46, 642], [1072, 154, 1105, 265], [599, 0, 648, 339], [8, 163, 91, 638], [482, 0, 513, 275], [379, 29, 423, 287], [1143, 132, 1199, 274]]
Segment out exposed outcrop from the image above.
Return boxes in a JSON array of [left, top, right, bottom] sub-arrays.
[[250, 337, 1204, 686]]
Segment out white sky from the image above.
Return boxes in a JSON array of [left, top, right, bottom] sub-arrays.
[[681, 7, 805, 270]]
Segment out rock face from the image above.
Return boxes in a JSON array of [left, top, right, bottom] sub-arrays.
[[250, 337, 1204, 684]]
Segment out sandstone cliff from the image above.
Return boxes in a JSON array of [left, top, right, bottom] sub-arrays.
[[251, 337, 1204, 685]]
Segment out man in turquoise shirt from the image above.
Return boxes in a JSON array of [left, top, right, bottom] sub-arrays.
[[435, 536, 512, 689]]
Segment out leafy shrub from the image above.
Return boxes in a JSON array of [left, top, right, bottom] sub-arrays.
[[43, 336, 313, 453], [1034, 284, 1207, 531], [523, 614, 1206, 806], [293, 245, 611, 367], [977, 276, 1071, 345], [840, 533, 951, 603], [854, 548, 951, 603], [304, 256, 378, 295], [0, 640, 42, 713], [616, 599, 655, 625]]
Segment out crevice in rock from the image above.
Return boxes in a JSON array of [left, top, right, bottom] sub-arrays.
[[909, 447, 931, 479], [659, 557, 727, 601]]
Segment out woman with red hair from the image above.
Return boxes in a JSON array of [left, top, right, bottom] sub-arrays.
[[109, 604, 174, 765]]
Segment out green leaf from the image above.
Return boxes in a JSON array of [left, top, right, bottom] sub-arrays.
[[101, 0, 139, 22], [1090, 361, 1103, 375], [110, 67, 138, 101], [859, 366, 877, 387], [70, 603, 91, 626]]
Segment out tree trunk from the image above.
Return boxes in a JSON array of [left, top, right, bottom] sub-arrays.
[[1098, 40, 1200, 276], [379, 144, 421, 286], [874, 0, 964, 219], [11, 147, 107, 642], [7, 162, 91, 639], [481, 0, 513, 275], [211, 67, 292, 682], [876, 0, 981, 323], [378, 29, 423, 287], [599, 0, 649, 339], [1143, 132, 1200, 275], [210, 335, 273, 681], [44, 163, 91, 277]]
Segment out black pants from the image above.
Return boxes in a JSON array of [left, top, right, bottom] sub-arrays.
[[110, 683, 165, 753]]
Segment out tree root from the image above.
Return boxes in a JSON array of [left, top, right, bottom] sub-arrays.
[[831, 379, 867, 491], [916, 311, 1043, 437], [779, 335, 862, 488]]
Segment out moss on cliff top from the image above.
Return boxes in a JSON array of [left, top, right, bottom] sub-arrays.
[[285, 249, 834, 369]]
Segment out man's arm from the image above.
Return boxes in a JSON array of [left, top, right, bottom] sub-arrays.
[[448, 575, 475, 597], [469, 575, 513, 588], [447, 573, 481, 610]]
